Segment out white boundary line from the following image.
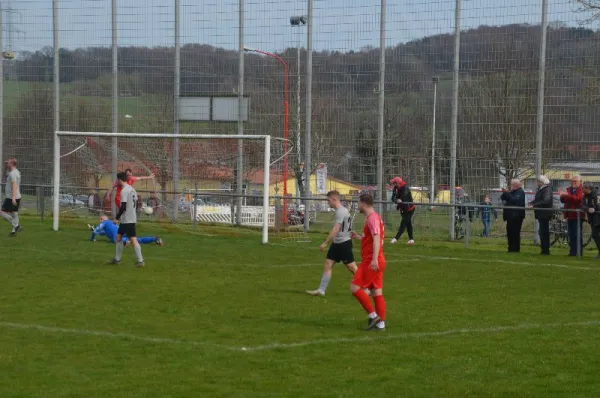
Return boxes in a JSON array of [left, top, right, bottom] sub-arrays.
[[1, 320, 598, 353], [0, 321, 234, 351], [8, 244, 597, 272], [240, 320, 600, 351], [401, 254, 599, 271]]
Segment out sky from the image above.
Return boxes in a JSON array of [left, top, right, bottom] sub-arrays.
[[4, 0, 594, 54]]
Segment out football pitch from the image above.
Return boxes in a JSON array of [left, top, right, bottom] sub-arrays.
[[1, 218, 600, 397]]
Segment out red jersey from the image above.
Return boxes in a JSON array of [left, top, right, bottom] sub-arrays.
[[113, 176, 136, 205], [361, 211, 385, 263]]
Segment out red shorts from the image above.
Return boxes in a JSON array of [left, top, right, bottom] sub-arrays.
[[352, 259, 386, 289]]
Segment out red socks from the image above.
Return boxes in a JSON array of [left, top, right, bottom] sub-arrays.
[[373, 295, 386, 321], [353, 289, 374, 314]]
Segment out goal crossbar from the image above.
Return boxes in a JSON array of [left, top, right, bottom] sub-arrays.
[[52, 131, 272, 244], [55, 131, 270, 140]]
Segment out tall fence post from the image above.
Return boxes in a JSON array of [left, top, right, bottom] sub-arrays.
[[577, 214, 582, 259], [111, 0, 118, 218], [193, 184, 198, 229], [534, 0, 548, 246], [303, 0, 313, 233], [0, 5, 3, 201], [236, 0, 245, 226], [172, 0, 181, 223], [52, 0, 60, 203], [376, 0, 386, 216], [449, 0, 461, 240], [463, 209, 468, 248]]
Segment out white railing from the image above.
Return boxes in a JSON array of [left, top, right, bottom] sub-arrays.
[[191, 204, 276, 227]]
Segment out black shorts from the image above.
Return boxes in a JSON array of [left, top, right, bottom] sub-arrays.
[[326, 240, 355, 265], [118, 223, 137, 238], [2, 198, 20, 212]]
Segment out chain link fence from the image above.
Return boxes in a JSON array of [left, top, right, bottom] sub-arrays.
[[2, 0, 600, 245]]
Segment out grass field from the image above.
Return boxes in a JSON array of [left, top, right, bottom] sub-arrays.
[[1, 217, 600, 397]]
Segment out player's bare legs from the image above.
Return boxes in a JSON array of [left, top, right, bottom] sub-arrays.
[[308, 191, 356, 297], [345, 262, 357, 274]]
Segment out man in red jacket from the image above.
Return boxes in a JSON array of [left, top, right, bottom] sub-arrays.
[[560, 175, 585, 256]]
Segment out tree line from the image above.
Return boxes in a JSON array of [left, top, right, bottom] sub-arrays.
[[6, 23, 600, 198]]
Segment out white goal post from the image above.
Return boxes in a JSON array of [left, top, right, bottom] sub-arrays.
[[52, 131, 272, 244]]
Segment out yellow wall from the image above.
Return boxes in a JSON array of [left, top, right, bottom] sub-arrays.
[[88, 175, 217, 194], [268, 175, 360, 197], [522, 168, 600, 183], [85, 173, 362, 198]]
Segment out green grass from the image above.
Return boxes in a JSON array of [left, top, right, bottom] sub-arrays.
[[1, 217, 600, 397]]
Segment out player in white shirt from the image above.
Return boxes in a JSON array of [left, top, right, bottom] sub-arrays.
[[0, 158, 22, 236], [307, 190, 358, 296], [109, 172, 145, 267]]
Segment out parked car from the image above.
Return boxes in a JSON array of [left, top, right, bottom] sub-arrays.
[[75, 195, 89, 204], [59, 194, 85, 206]]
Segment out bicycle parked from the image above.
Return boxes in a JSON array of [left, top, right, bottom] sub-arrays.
[[549, 210, 592, 248]]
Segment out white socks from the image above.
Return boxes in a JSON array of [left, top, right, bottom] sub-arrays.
[[133, 243, 144, 263], [1, 212, 11, 225], [11, 213, 19, 229], [318, 273, 331, 293], [115, 241, 124, 261]]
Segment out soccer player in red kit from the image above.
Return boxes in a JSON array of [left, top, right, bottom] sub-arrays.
[[350, 193, 386, 331], [108, 168, 154, 208]]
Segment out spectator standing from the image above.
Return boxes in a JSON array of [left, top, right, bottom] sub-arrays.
[[582, 182, 600, 258], [501, 179, 526, 253], [477, 195, 497, 238], [389, 177, 415, 246], [560, 176, 585, 257], [529, 175, 553, 256]]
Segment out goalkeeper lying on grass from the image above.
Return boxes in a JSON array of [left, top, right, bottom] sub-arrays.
[[88, 216, 164, 247]]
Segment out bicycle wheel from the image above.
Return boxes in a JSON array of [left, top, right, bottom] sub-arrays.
[[550, 220, 563, 247], [583, 221, 592, 248], [454, 220, 465, 240]]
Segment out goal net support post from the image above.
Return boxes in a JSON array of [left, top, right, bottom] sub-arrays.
[[53, 131, 272, 244]]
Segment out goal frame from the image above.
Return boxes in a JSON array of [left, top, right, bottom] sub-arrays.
[[53, 131, 272, 244]]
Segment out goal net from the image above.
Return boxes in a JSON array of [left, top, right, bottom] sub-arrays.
[[52, 131, 291, 244]]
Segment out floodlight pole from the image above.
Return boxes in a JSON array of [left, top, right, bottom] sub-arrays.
[[291, 15, 306, 206], [430, 76, 438, 205], [304, 0, 313, 233], [244, 47, 289, 221]]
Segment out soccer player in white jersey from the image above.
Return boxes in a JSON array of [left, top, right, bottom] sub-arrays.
[[307, 190, 358, 296], [109, 172, 144, 267], [0, 158, 22, 236]]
